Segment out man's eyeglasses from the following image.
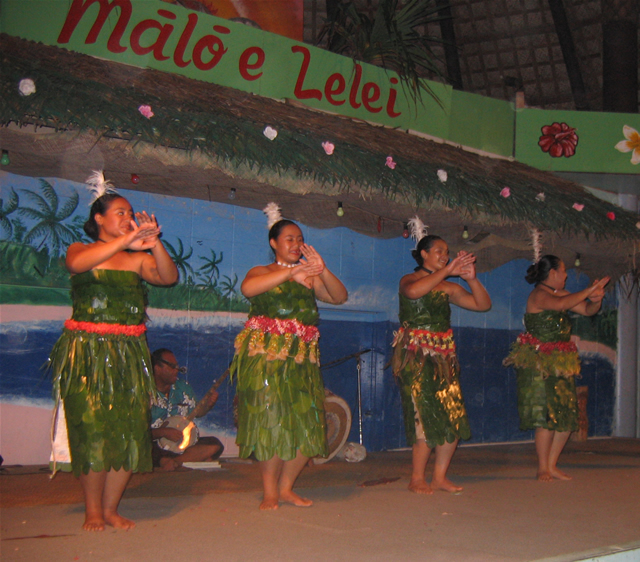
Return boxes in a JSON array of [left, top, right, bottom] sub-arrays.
[[157, 358, 187, 374]]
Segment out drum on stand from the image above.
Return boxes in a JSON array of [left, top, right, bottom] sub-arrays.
[[314, 388, 352, 464]]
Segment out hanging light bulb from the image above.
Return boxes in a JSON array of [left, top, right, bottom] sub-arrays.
[[402, 222, 409, 238], [0, 150, 10, 166], [574, 253, 581, 267], [336, 202, 344, 217], [130, 173, 140, 184], [228, 187, 237, 200], [462, 226, 469, 239]]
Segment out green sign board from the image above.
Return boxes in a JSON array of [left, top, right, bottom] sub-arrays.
[[516, 108, 640, 174], [0, 0, 514, 157]]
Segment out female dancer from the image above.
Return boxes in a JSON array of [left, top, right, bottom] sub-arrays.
[[231, 204, 347, 510], [505, 255, 608, 481], [392, 225, 491, 494], [48, 172, 178, 530]]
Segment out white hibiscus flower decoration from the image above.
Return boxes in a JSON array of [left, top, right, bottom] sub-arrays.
[[615, 125, 640, 165]]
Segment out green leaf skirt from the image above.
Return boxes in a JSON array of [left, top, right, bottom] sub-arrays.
[[49, 329, 154, 477], [231, 328, 328, 462], [393, 343, 471, 448], [516, 366, 578, 432]]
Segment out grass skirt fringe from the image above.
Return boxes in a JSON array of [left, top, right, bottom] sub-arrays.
[[231, 327, 327, 462], [505, 339, 579, 432], [392, 339, 470, 448], [48, 329, 154, 476]]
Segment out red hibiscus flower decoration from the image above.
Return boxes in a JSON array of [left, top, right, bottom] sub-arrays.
[[539, 122, 578, 158]]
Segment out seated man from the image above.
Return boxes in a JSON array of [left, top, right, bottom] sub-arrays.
[[150, 348, 224, 471]]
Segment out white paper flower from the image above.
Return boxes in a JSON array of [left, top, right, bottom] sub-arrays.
[[535, 192, 546, 202], [19, 78, 36, 96], [263, 126, 278, 141], [437, 169, 447, 183]]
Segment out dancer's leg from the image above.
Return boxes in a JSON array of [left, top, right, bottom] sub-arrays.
[[548, 430, 572, 480], [279, 450, 313, 507], [431, 439, 462, 492], [535, 427, 554, 482], [79, 470, 107, 531], [259, 456, 284, 510], [102, 468, 135, 529], [408, 440, 433, 494]]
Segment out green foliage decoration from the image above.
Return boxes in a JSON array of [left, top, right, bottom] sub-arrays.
[[2, 40, 639, 241]]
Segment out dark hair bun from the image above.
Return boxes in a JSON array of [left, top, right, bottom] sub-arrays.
[[525, 255, 561, 284]]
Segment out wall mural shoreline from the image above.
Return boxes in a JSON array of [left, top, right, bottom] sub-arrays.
[[1, 172, 618, 465]]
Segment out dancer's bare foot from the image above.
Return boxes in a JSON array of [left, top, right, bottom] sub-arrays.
[[408, 479, 433, 495], [550, 467, 572, 481], [537, 471, 554, 482], [83, 513, 105, 532], [260, 496, 280, 510], [280, 490, 313, 507], [431, 478, 463, 493], [104, 512, 135, 530]]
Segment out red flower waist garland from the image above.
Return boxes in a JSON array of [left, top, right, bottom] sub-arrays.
[[244, 315, 319, 343], [393, 326, 456, 356], [516, 332, 577, 354], [64, 318, 147, 337]]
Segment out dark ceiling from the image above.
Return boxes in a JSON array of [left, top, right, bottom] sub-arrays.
[[303, 0, 639, 112]]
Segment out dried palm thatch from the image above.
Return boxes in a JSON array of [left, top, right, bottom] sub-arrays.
[[0, 33, 638, 282]]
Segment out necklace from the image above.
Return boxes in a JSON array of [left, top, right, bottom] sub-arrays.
[[418, 266, 434, 274], [276, 261, 299, 268], [539, 282, 558, 294], [97, 238, 107, 243]]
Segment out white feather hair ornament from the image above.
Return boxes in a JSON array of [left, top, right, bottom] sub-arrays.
[[407, 215, 428, 246], [263, 202, 283, 229], [85, 170, 117, 204]]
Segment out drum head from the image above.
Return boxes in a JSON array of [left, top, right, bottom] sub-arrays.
[[314, 391, 352, 464]]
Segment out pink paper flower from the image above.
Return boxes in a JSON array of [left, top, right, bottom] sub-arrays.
[[572, 203, 584, 211], [138, 105, 154, 119], [385, 156, 396, 169], [500, 187, 510, 198], [607, 212, 616, 221], [322, 141, 335, 155]]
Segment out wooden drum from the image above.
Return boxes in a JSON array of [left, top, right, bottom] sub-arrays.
[[314, 388, 352, 464]]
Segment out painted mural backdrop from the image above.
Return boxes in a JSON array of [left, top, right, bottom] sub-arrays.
[[0, 172, 617, 464]]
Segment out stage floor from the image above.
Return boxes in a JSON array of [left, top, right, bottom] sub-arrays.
[[2, 438, 640, 561]]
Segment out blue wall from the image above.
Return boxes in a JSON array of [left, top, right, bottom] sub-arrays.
[[0, 172, 616, 455]]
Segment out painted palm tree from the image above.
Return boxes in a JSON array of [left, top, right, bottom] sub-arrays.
[[164, 237, 195, 283], [0, 187, 19, 239], [11, 217, 27, 243], [68, 215, 91, 244], [198, 249, 223, 286], [220, 273, 238, 298], [18, 179, 79, 256], [319, 0, 446, 104]]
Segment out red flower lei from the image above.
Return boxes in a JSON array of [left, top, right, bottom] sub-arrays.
[[64, 318, 147, 337], [245, 315, 319, 343], [516, 332, 577, 354], [396, 327, 456, 356]]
